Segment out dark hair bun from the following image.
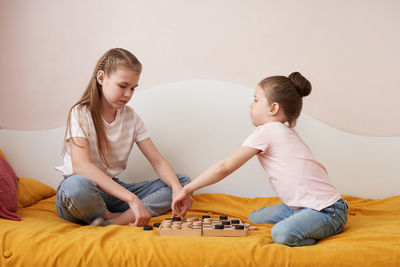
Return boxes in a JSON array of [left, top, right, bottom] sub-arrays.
[[288, 72, 312, 97]]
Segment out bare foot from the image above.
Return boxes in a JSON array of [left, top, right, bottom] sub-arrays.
[[107, 209, 136, 225], [105, 210, 120, 220]]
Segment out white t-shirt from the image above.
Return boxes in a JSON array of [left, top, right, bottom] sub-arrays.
[[55, 105, 149, 178], [242, 122, 341, 211]]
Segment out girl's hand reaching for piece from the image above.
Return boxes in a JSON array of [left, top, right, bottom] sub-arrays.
[[172, 187, 193, 217]]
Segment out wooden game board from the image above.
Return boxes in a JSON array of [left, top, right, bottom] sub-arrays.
[[157, 216, 247, 237]]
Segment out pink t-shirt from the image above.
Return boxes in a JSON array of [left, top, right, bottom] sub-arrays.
[[242, 122, 340, 211]]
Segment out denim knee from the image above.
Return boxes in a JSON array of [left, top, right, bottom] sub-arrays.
[[177, 174, 191, 186], [57, 176, 106, 224], [271, 224, 297, 246], [271, 224, 318, 246], [59, 176, 96, 200]]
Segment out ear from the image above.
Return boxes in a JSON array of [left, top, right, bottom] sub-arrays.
[[269, 102, 280, 116], [96, 70, 105, 85]]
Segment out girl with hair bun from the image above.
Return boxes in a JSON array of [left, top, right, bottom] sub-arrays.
[[172, 72, 348, 246]]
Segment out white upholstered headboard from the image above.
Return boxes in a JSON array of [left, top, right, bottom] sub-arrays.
[[1, 80, 399, 199]]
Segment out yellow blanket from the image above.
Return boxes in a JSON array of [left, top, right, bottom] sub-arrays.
[[1, 181, 400, 266]]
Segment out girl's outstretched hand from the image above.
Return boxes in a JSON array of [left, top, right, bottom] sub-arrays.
[[172, 187, 193, 217], [128, 198, 151, 226]]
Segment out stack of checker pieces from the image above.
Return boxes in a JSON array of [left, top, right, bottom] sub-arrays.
[[157, 215, 247, 237]]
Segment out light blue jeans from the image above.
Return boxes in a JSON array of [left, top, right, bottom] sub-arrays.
[[248, 198, 348, 246], [56, 174, 190, 225]]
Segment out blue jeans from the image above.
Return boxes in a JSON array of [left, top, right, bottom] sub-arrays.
[[56, 174, 191, 225], [248, 199, 348, 246]]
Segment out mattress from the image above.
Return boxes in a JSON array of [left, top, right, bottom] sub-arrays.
[[1, 179, 400, 266]]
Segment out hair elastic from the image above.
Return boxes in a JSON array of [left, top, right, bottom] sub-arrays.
[[94, 75, 97, 80]]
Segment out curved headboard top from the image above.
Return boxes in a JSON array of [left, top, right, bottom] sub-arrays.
[[2, 80, 398, 199]]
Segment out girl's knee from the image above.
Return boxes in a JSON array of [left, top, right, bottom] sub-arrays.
[[271, 224, 317, 246], [271, 224, 297, 246], [59, 176, 96, 197], [176, 174, 191, 186], [57, 176, 105, 224]]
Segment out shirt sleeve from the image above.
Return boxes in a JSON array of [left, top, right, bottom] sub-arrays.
[[242, 126, 270, 153], [133, 112, 150, 142], [65, 106, 89, 141]]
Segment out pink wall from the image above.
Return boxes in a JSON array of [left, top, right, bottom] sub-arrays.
[[1, 0, 399, 136]]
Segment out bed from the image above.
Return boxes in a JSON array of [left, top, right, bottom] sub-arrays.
[[1, 82, 400, 266], [1, 174, 400, 266]]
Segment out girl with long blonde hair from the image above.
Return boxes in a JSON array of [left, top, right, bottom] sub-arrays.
[[56, 48, 192, 226]]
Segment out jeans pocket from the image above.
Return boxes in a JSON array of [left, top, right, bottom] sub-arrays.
[[322, 200, 348, 234], [323, 211, 344, 235], [334, 206, 349, 234], [337, 200, 348, 224]]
